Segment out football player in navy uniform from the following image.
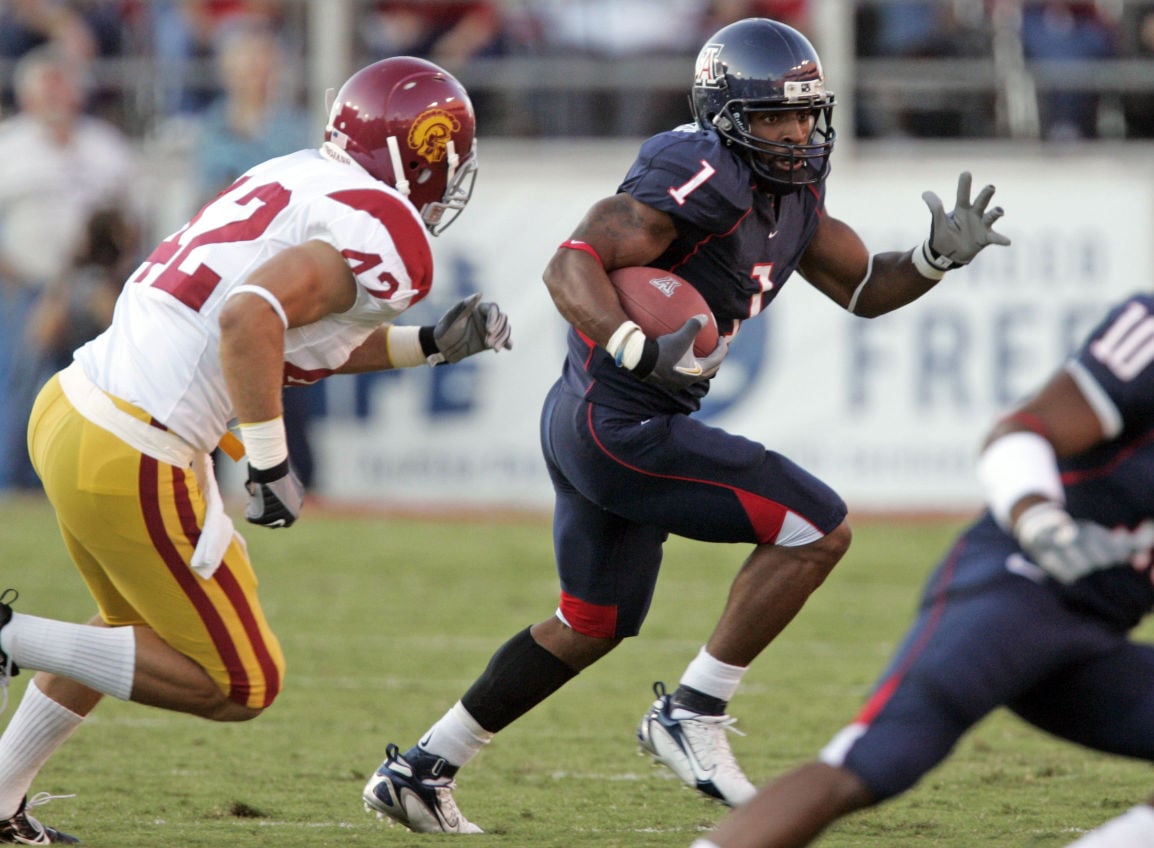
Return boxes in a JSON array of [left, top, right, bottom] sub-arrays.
[[362, 17, 1009, 833], [688, 293, 1154, 848]]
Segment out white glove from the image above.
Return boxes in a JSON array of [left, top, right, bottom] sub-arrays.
[[428, 292, 513, 364], [1014, 502, 1138, 584], [918, 171, 1011, 273]]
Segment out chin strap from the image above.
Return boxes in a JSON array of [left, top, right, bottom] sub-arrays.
[[386, 135, 410, 198]]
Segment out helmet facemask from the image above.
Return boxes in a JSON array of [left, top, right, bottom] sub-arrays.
[[711, 97, 836, 188], [417, 143, 477, 236]]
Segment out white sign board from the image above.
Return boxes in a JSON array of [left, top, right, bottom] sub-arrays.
[[311, 144, 1154, 515]]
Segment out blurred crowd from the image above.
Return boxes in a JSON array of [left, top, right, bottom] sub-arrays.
[[0, 0, 1152, 495]]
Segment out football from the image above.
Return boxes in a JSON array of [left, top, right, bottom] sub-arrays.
[[608, 266, 719, 356]]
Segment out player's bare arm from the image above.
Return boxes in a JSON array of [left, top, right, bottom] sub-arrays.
[[797, 214, 928, 315], [543, 193, 676, 348], [220, 239, 357, 424], [981, 370, 1107, 526], [798, 215, 954, 317], [803, 172, 1010, 318]]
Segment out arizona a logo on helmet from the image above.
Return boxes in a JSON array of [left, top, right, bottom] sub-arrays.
[[694, 44, 724, 89]]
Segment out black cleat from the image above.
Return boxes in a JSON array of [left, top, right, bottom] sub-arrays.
[[0, 794, 80, 845]]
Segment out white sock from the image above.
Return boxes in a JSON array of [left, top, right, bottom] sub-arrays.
[[690, 840, 721, 848], [4, 614, 135, 700], [679, 646, 747, 704], [0, 679, 85, 819], [1066, 805, 1154, 847], [418, 702, 493, 767]]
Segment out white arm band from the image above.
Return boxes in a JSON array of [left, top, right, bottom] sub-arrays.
[[911, 241, 947, 281], [605, 320, 646, 370], [976, 430, 1065, 530], [227, 285, 289, 329], [385, 325, 428, 368], [846, 255, 875, 315], [239, 417, 288, 470]]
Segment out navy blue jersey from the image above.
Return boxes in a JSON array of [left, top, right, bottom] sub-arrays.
[[949, 294, 1154, 630], [560, 126, 825, 416], [1048, 293, 1154, 626]]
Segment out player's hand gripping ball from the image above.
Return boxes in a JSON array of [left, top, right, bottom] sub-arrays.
[[608, 266, 719, 356]]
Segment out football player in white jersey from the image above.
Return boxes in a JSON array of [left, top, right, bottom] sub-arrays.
[[0, 56, 511, 844]]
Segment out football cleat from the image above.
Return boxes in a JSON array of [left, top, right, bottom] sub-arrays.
[[0, 793, 80, 845], [637, 681, 756, 807], [363, 743, 482, 834]]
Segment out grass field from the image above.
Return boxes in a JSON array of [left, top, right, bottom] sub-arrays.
[[2, 495, 1152, 848]]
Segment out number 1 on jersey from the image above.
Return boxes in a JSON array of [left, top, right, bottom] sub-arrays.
[[668, 160, 717, 207]]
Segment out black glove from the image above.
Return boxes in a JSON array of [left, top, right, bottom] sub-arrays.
[[632, 316, 728, 390], [244, 459, 304, 528], [420, 292, 514, 365]]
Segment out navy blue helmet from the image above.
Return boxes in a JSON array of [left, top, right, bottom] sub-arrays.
[[691, 18, 836, 189]]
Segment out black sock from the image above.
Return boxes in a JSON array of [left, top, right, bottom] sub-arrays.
[[461, 627, 578, 732], [671, 684, 728, 716]]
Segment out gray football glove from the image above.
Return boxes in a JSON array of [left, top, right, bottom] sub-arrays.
[[244, 459, 305, 528], [427, 292, 513, 365], [633, 315, 728, 390], [1014, 502, 1136, 584], [919, 171, 1011, 272]]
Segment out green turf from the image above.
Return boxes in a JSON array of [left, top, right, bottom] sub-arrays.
[[1, 496, 1150, 847]]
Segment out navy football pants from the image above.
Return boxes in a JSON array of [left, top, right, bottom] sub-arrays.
[[539, 381, 846, 639], [829, 524, 1154, 801]]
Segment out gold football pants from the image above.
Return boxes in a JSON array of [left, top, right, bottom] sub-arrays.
[[27, 374, 285, 709]]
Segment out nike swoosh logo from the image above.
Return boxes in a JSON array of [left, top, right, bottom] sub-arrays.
[[676, 364, 704, 377]]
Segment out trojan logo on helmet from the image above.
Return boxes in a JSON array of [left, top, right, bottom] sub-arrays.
[[409, 109, 462, 165]]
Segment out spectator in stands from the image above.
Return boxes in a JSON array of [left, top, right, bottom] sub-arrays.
[[702, 0, 810, 33], [193, 21, 307, 198], [516, 0, 710, 137], [854, 1, 991, 138], [1120, 2, 1154, 138], [1019, 1, 1120, 140], [0, 0, 99, 65], [151, 0, 295, 115], [359, 2, 505, 133], [192, 20, 318, 488], [26, 206, 139, 375], [0, 45, 138, 492], [0, 0, 124, 113], [360, 1, 504, 72]]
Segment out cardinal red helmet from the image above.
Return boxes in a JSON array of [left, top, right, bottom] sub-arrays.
[[324, 56, 477, 235]]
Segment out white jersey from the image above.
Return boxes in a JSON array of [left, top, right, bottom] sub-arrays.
[[75, 148, 433, 452]]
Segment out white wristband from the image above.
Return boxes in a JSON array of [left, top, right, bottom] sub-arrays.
[[605, 320, 646, 370], [976, 430, 1064, 530], [386, 325, 428, 368], [911, 240, 947, 281], [239, 417, 288, 470]]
